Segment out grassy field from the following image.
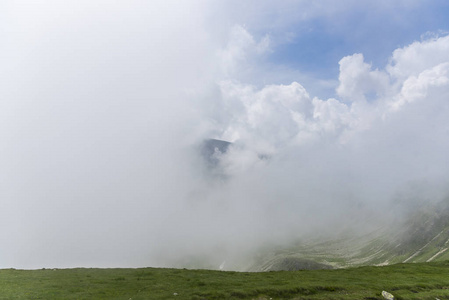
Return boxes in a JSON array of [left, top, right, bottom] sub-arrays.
[[2, 261, 449, 299]]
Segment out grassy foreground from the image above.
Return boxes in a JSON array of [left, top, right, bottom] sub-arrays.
[[2, 262, 449, 299]]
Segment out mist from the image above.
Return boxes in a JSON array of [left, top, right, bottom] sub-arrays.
[[1, 1, 449, 270]]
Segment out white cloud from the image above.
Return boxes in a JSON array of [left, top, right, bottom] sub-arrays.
[[218, 81, 312, 151], [390, 62, 449, 111], [218, 25, 271, 79], [312, 97, 352, 134], [387, 35, 449, 80], [337, 53, 390, 102]]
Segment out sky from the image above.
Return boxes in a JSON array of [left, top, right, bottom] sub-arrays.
[[1, 1, 449, 270]]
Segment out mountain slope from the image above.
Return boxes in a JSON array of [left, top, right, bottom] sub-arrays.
[[249, 199, 449, 271]]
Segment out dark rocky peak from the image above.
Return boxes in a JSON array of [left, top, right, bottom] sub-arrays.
[[200, 139, 232, 166]]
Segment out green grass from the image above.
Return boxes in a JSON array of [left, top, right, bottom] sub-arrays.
[[2, 261, 449, 299]]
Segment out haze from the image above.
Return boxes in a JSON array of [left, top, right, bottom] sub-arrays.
[[1, 1, 449, 270]]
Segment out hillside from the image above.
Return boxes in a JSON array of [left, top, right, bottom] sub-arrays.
[[249, 199, 449, 271], [198, 139, 449, 272]]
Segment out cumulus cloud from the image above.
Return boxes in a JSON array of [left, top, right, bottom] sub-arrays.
[[337, 53, 390, 102], [390, 62, 449, 111], [387, 35, 449, 80], [236, 34, 447, 152], [219, 81, 311, 147]]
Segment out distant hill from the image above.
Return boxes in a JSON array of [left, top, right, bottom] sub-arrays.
[[197, 140, 449, 272], [248, 198, 449, 271], [200, 139, 232, 166], [198, 138, 232, 179]]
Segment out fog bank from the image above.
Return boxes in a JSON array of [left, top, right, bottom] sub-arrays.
[[1, 1, 449, 269]]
